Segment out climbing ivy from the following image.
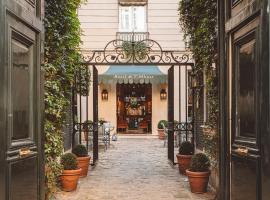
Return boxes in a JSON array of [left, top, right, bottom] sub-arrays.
[[44, 0, 86, 199], [178, 0, 218, 163]]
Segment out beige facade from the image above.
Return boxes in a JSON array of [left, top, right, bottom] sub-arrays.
[[79, 0, 185, 51], [78, 0, 191, 135]]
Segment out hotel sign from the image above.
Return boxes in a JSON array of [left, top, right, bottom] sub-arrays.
[[113, 74, 154, 79]]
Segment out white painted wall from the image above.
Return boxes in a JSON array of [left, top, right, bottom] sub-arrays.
[[152, 83, 167, 135], [98, 83, 117, 131]]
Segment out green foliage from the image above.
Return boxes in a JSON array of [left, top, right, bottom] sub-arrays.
[[157, 120, 168, 129], [98, 119, 107, 125], [179, 141, 194, 155], [178, 0, 219, 163], [44, 0, 86, 199], [75, 65, 91, 96], [72, 144, 88, 157], [122, 41, 148, 60], [190, 153, 211, 172], [83, 120, 93, 131], [61, 153, 78, 170]]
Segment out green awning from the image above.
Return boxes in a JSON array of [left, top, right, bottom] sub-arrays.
[[99, 65, 167, 84]]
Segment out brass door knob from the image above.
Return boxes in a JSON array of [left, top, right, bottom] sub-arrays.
[[19, 148, 32, 157], [235, 147, 249, 156]]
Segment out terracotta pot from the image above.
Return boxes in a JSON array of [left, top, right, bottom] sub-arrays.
[[176, 154, 192, 175], [77, 156, 91, 177], [186, 169, 211, 194], [158, 129, 165, 140], [60, 168, 82, 192]]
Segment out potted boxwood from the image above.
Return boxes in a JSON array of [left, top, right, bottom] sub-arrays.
[[186, 153, 211, 194], [176, 141, 194, 175], [157, 120, 167, 140], [72, 144, 91, 177], [83, 120, 93, 141], [60, 153, 82, 192]]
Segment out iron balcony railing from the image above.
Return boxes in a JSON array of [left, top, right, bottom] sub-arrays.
[[116, 32, 150, 42]]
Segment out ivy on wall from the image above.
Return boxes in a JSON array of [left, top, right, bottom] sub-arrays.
[[178, 0, 218, 163], [44, 0, 86, 199]]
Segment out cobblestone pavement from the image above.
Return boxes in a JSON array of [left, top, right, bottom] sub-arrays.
[[57, 136, 215, 200]]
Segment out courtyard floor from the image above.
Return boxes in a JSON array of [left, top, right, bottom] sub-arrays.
[[57, 136, 215, 200]]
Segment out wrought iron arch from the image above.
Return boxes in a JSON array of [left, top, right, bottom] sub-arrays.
[[81, 39, 194, 66], [74, 37, 196, 165]]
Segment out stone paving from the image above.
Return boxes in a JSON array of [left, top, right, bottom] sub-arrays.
[[57, 136, 215, 200]]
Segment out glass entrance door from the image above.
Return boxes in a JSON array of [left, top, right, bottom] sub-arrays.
[[117, 83, 152, 133]]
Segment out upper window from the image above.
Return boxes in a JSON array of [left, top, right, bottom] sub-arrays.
[[119, 6, 147, 32]]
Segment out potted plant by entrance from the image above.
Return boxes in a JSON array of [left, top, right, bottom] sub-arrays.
[[176, 141, 194, 175], [72, 144, 91, 177], [83, 120, 93, 141], [186, 153, 211, 194], [157, 120, 167, 140], [60, 153, 82, 192]]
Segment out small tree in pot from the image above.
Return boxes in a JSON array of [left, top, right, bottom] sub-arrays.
[[60, 153, 82, 192], [83, 120, 93, 141], [176, 141, 194, 175], [186, 153, 211, 194], [72, 144, 91, 177], [157, 120, 167, 140]]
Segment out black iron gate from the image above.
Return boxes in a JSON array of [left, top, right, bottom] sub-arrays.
[[167, 66, 175, 163], [92, 66, 99, 163], [72, 38, 195, 165]]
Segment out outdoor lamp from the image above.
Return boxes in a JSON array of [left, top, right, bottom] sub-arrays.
[[160, 89, 167, 100], [101, 89, 108, 100]]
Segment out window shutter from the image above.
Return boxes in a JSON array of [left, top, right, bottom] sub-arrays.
[[119, 0, 147, 6]]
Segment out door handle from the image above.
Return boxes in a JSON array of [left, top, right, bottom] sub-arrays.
[[235, 147, 249, 157], [19, 147, 32, 157]]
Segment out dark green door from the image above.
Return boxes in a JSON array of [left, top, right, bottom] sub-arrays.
[[0, 0, 44, 199]]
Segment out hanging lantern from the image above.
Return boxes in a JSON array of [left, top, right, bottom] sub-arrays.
[[160, 89, 167, 100], [101, 89, 108, 100]]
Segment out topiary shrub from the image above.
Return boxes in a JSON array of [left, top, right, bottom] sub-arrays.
[[179, 141, 194, 155], [190, 153, 210, 172], [83, 120, 93, 131], [61, 153, 78, 170], [72, 144, 88, 157], [158, 120, 168, 129]]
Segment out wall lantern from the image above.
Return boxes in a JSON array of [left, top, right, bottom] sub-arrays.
[[160, 89, 167, 100], [101, 89, 108, 100]]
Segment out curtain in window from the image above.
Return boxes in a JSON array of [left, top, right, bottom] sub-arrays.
[[119, 6, 146, 32]]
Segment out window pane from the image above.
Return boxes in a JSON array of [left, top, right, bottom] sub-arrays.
[[238, 39, 256, 138], [119, 6, 146, 32], [133, 6, 146, 32], [12, 39, 31, 140], [119, 7, 131, 31]]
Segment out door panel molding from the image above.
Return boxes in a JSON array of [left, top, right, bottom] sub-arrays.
[[1, 0, 44, 199]]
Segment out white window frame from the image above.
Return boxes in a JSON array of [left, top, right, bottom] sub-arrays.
[[119, 6, 147, 32]]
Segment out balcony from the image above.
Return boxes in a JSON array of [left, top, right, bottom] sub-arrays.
[[116, 32, 149, 42]]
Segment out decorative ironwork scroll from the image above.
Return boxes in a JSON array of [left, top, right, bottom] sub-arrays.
[[82, 39, 193, 65]]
